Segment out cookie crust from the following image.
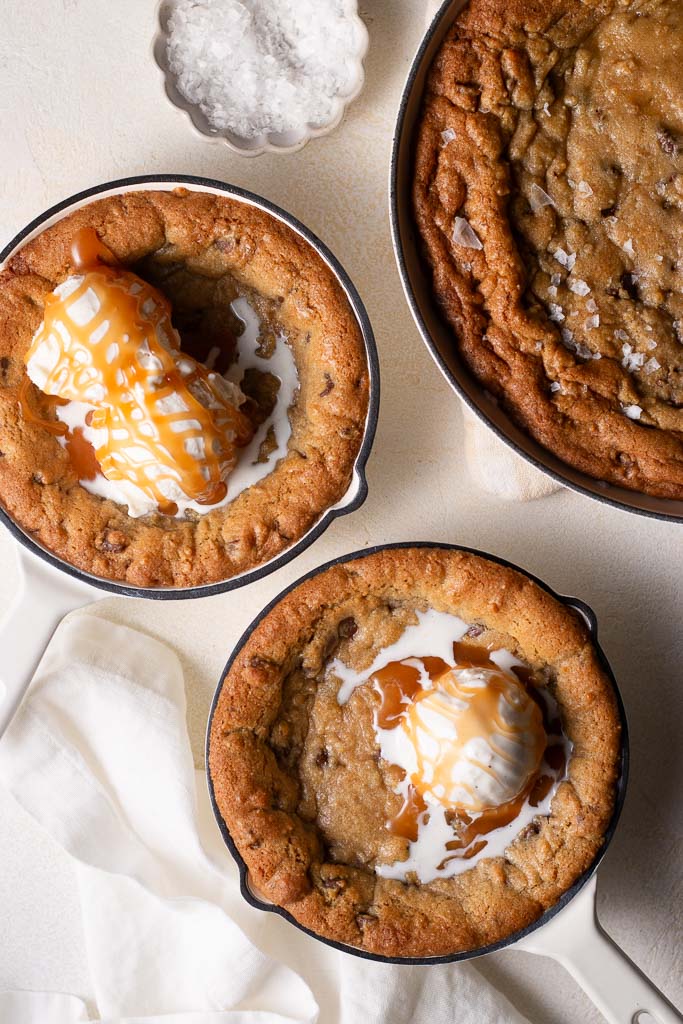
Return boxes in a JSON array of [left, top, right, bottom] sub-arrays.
[[0, 189, 369, 587], [413, 0, 683, 499], [208, 547, 621, 958]]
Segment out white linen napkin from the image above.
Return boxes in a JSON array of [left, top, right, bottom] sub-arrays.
[[463, 410, 561, 501], [0, 616, 532, 1024]]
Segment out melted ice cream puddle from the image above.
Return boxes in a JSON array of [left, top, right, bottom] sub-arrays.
[[330, 609, 572, 883]]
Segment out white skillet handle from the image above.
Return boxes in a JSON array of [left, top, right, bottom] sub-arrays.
[[514, 875, 682, 1024], [0, 546, 103, 738]]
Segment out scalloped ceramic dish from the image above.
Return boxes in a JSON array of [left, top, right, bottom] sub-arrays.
[[152, 0, 369, 156]]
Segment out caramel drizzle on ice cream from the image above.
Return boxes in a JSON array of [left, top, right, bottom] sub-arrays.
[[372, 643, 563, 861], [23, 228, 252, 514]]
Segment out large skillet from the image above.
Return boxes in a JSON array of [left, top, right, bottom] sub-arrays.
[[390, 0, 683, 523]]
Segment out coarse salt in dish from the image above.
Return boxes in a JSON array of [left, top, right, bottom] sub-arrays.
[[160, 0, 368, 152]]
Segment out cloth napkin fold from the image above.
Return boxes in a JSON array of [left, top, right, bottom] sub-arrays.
[[463, 410, 561, 502], [0, 616, 531, 1024]]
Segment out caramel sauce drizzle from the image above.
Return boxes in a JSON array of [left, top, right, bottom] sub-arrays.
[[71, 225, 116, 270], [374, 657, 449, 730], [18, 377, 68, 436], [22, 228, 253, 513], [373, 641, 566, 861], [389, 785, 428, 843]]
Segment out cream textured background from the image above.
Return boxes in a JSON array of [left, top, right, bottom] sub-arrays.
[[0, 2, 681, 1021]]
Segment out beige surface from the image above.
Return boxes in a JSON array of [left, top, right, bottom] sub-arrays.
[[0, 1, 681, 1022]]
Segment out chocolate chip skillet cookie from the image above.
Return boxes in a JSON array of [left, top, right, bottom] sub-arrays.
[[414, 0, 683, 498]]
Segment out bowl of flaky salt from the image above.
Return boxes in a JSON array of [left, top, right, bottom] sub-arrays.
[[153, 0, 369, 156]]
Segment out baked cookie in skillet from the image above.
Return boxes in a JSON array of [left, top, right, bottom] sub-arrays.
[[0, 189, 369, 587], [414, 0, 683, 498], [209, 547, 621, 957]]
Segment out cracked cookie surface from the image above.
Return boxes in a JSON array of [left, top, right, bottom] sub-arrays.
[[208, 547, 621, 957], [0, 189, 369, 587], [414, 0, 683, 498]]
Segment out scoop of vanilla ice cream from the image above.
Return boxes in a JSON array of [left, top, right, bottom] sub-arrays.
[[378, 666, 546, 814], [25, 267, 250, 515]]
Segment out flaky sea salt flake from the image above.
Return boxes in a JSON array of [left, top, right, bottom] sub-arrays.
[[529, 184, 555, 211], [569, 278, 590, 296], [623, 238, 635, 256], [561, 327, 597, 360], [621, 404, 642, 420], [621, 343, 645, 372], [585, 298, 598, 313], [577, 180, 593, 197], [585, 314, 600, 330], [643, 357, 661, 374], [441, 128, 456, 145], [453, 217, 483, 250], [548, 303, 565, 323]]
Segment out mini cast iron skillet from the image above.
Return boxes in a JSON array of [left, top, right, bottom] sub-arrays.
[[207, 543, 682, 1024], [0, 175, 379, 737], [390, 0, 683, 523]]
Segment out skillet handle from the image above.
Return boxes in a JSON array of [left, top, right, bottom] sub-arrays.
[[514, 875, 682, 1024], [0, 547, 102, 739]]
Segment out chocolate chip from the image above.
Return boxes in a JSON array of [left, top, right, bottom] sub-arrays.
[[338, 617, 358, 639], [315, 749, 329, 768], [215, 237, 235, 253], [249, 655, 274, 669], [657, 127, 679, 157], [99, 529, 128, 553], [521, 821, 541, 838], [321, 876, 346, 892], [319, 374, 335, 397], [600, 205, 617, 217], [620, 272, 639, 301]]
